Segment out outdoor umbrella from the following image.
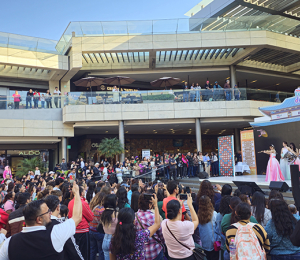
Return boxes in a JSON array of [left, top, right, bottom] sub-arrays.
[[150, 77, 181, 88], [73, 77, 105, 93], [104, 76, 135, 88]]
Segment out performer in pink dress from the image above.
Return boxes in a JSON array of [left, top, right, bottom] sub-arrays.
[[261, 145, 285, 182]]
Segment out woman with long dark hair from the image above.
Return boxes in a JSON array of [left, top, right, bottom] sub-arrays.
[[161, 194, 198, 260], [134, 193, 165, 260], [197, 195, 219, 260], [86, 181, 96, 203], [221, 197, 257, 236], [196, 180, 215, 210], [3, 191, 15, 214], [130, 191, 140, 213], [116, 186, 130, 209], [101, 194, 118, 260], [251, 191, 271, 228], [225, 203, 269, 258], [110, 195, 160, 260], [89, 192, 107, 260], [215, 195, 231, 259], [265, 199, 300, 259]]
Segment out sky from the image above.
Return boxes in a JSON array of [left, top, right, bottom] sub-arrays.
[[1, 0, 199, 40]]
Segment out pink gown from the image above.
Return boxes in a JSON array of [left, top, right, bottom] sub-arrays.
[[265, 153, 285, 182]]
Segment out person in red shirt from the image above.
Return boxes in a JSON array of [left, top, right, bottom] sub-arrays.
[[68, 185, 94, 260], [162, 180, 189, 221]]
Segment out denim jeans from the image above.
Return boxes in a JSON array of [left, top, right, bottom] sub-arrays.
[[153, 250, 164, 260], [26, 98, 32, 109], [34, 99, 38, 108], [196, 91, 200, 102], [41, 101, 45, 108], [225, 90, 231, 101], [102, 234, 112, 260], [224, 250, 230, 260], [190, 93, 195, 102], [235, 94, 240, 100], [271, 253, 300, 260], [183, 92, 188, 102], [188, 166, 193, 177], [165, 167, 169, 180], [90, 230, 104, 260]]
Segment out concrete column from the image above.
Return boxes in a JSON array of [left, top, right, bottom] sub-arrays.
[[61, 137, 67, 160], [49, 80, 59, 93], [230, 65, 237, 88], [234, 128, 240, 153], [119, 121, 125, 162], [195, 118, 202, 152]]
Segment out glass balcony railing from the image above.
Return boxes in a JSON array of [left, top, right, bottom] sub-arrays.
[[57, 15, 300, 53], [3, 89, 293, 110]]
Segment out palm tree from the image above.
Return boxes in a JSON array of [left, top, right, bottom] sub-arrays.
[[97, 138, 124, 159], [16, 157, 46, 177]]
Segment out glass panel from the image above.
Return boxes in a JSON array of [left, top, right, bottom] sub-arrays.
[[127, 20, 152, 35], [80, 22, 104, 36], [101, 21, 128, 35]]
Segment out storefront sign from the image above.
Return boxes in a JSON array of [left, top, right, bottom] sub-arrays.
[[19, 150, 40, 156], [240, 130, 257, 175], [142, 149, 151, 159], [91, 143, 100, 148]]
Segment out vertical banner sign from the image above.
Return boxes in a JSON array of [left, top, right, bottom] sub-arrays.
[[218, 135, 235, 176], [240, 130, 257, 175], [142, 149, 151, 159]]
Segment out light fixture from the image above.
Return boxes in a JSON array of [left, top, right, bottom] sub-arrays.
[[125, 131, 128, 133], [105, 131, 108, 133]]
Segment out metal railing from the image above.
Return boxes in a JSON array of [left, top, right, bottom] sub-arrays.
[[4, 88, 293, 110]]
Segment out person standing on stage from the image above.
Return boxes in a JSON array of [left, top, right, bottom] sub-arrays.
[[280, 141, 291, 180], [291, 143, 300, 170], [261, 144, 284, 182]]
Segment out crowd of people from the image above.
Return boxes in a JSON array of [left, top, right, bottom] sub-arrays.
[[182, 80, 241, 102], [12, 87, 62, 109], [52, 152, 219, 183], [0, 158, 298, 260]]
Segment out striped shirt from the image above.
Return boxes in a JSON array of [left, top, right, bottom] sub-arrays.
[[225, 220, 270, 253]]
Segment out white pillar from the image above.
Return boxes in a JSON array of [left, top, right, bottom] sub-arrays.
[[61, 137, 67, 160], [195, 118, 202, 152], [119, 121, 125, 162], [230, 65, 237, 100]]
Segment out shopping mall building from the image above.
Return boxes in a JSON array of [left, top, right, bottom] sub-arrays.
[[0, 0, 300, 172]]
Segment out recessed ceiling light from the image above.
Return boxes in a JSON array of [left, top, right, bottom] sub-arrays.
[[105, 131, 108, 133], [125, 131, 128, 133]]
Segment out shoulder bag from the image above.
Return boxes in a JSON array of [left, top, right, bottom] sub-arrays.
[[166, 221, 206, 260], [211, 220, 221, 251]]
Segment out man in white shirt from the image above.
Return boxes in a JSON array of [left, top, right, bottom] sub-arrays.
[[80, 158, 84, 169], [53, 87, 61, 108], [0, 183, 82, 260], [34, 166, 40, 176]]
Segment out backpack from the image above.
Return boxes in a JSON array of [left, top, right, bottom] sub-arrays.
[[233, 222, 266, 260]]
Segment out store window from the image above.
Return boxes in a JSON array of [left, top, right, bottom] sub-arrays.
[[6, 150, 49, 175]]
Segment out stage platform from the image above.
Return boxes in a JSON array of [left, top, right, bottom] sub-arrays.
[[206, 175, 291, 187], [179, 175, 294, 204]]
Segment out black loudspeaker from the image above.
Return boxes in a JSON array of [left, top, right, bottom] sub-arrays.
[[198, 171, 209, 179], [290, 165, 300, 210], [269, 181, 289, 192]]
